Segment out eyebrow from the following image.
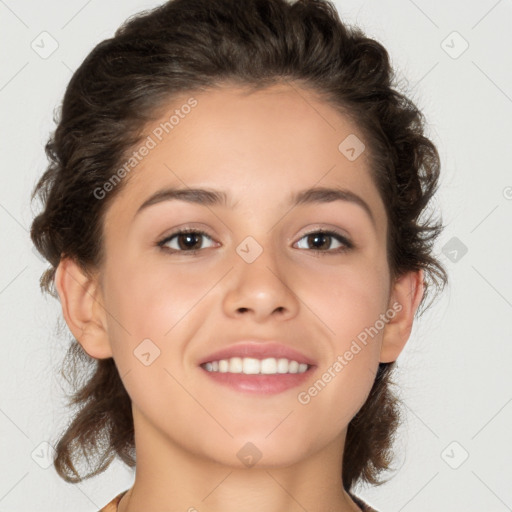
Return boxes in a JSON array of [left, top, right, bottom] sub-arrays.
[[135, 186, 376, 227]]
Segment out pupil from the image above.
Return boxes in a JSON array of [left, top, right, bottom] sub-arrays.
[[180, 233, 201, 250], [309, 233, 329, 250]]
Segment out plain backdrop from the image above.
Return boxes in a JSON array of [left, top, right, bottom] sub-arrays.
[[1, 0, 511, 511]]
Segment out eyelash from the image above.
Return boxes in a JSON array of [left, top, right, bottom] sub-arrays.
[[156, 227, 354, 256]]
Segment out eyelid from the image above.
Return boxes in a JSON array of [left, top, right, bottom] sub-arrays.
[[157, 222, 215, 243], [297, 225, 352, 241]]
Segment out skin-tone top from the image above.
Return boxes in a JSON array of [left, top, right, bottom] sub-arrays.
[[98, 489, 379, 512], [98, 490, 127, 512], [349, 492, 380, 512]]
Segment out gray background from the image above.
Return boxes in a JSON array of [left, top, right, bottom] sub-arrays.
[[1, 0, 511, 510]]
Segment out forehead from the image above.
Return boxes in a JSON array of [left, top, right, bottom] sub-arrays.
[[104, 83, 385, 229]]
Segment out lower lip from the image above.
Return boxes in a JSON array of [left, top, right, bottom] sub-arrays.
[[199, 365, 316, 394]]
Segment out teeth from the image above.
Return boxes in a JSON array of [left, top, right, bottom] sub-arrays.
[[203, 357, 309, 375]]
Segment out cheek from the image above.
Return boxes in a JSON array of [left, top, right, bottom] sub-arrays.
[[306, 253, 390, 346], [105, 253, 208, 334], [101, 254, 222, 384]]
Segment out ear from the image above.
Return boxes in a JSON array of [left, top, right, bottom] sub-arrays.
[[380, 269, 424, 363], [54, 257, 112, 359]]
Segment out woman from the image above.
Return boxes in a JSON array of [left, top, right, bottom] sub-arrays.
[[30, 0, 447, 510]]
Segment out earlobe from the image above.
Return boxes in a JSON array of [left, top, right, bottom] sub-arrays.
[[54, 257, 113, 359], [379, 269, 425, 363]]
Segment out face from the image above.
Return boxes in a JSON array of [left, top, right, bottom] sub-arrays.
[[95, 83, 393, 468]]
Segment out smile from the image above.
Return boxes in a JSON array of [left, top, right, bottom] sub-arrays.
[[201, 357, 310, 375]]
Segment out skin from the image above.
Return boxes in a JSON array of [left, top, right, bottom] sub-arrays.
[[55, 83, 423, 512]]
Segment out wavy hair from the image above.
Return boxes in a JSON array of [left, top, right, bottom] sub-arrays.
[[30, 0, 448, 491]]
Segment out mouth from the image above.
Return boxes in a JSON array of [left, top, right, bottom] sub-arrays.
[[197, 342, 317, 394]]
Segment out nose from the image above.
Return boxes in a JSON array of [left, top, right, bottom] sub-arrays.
[[222, 241, 300, 323]]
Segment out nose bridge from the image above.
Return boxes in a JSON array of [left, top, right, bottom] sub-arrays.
[[235, 232, 285, 288], [230, 203, 280, 264]]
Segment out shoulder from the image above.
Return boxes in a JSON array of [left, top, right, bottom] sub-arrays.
[[98, 490, 129, 512]]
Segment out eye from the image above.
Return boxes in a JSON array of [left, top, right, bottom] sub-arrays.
[[294, 229, 353, 255], [157, 228, 216, 254], [157, 228, 353, 256]]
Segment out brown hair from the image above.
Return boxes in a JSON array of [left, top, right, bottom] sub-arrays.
[[30, 0, 447, 491]]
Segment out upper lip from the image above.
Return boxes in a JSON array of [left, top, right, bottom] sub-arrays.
[[198, 341, 316, 366]]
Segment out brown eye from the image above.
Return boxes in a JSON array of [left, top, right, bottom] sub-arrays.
[[295, 230, 353, 254], [158, 229, 215, 253]]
